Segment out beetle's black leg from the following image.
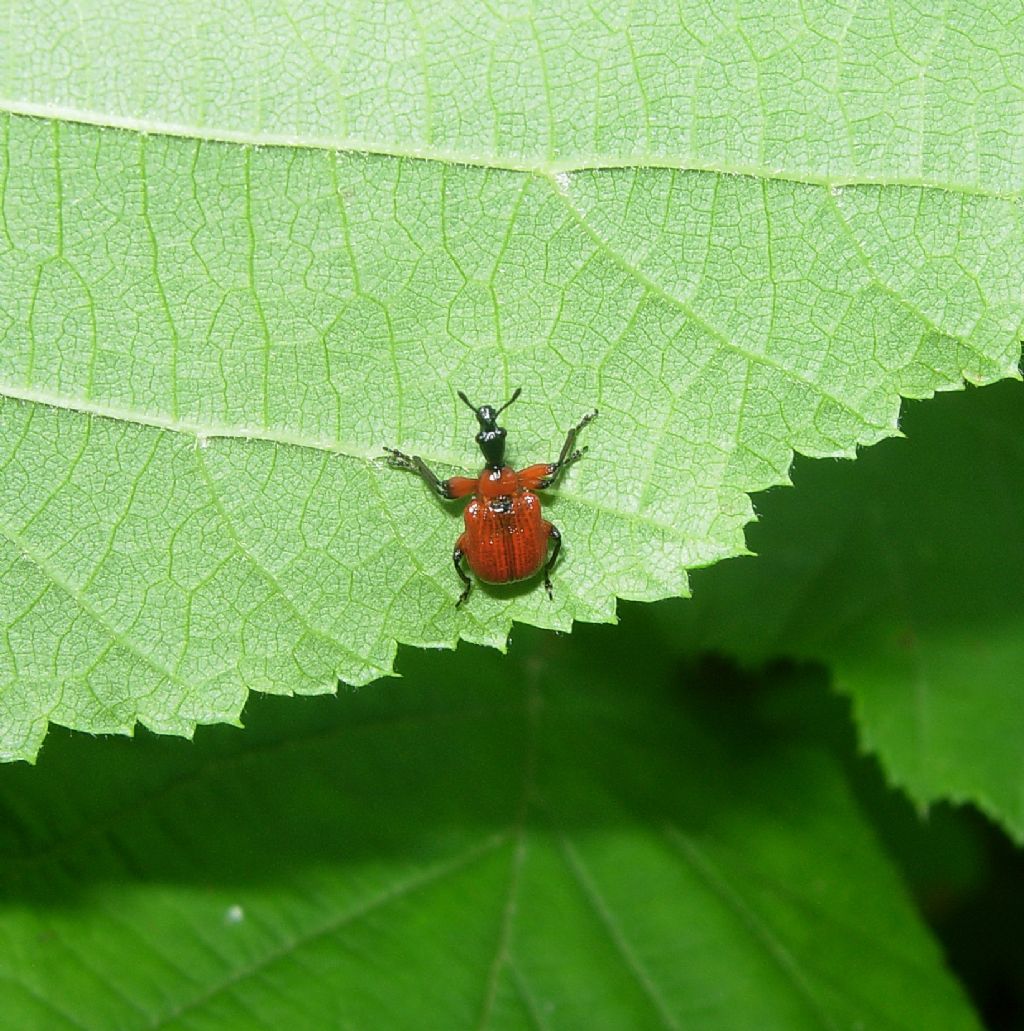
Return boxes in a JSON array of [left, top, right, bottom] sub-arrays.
[[543, 525, 562, 600], [537, 409, 598, 488], [557, 410, 598, 468], [383, 447, 456, 499], [454, 545, 473, 607]]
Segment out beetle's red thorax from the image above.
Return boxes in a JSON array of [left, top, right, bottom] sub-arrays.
[[475, 465, 519, 500]]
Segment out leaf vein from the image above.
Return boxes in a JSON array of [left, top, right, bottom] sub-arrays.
[[193, 445, 387, 679], [662, 826, 840, 1031], [149, 834, 510, 1029], [557, 835, 681, 1030]]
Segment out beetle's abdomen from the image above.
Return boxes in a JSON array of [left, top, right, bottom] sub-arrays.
[[463, 492, 547, 584]]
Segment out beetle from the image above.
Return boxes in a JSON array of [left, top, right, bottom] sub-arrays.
[[384, 389, 597, 606]]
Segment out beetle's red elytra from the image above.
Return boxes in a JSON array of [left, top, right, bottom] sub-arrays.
[[384, 389, 597, 606]]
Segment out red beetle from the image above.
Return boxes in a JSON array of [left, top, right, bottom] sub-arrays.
[[385, 389, 596, 606]]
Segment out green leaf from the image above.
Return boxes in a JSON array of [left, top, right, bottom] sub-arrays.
[[4, 0, 1023, 191], [0, 625, 980, 1029], [666, 380, 1024, 842], [2, 2, 1023, 756]]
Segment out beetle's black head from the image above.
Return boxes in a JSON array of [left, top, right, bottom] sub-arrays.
[[458, 387, 521, 468]]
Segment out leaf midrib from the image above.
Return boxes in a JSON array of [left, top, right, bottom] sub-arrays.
[[0, 386, 701, 542], [1, 99, 1019, 201]]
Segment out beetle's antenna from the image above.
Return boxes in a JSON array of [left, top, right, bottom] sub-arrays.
[[457, 390, 477, 413], [495, 387, 522, 417]]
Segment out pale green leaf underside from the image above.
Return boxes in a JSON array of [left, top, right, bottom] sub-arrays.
[[1, 107, 1022, 759], [2, 0, 1023, 194], [0, 638, 979, 1029], [2, 0, 1024, 757]]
